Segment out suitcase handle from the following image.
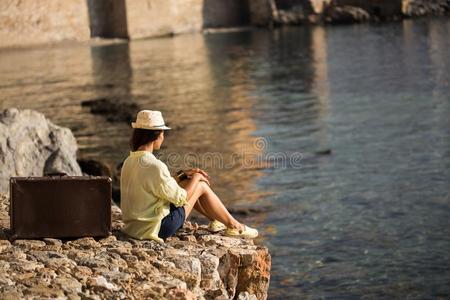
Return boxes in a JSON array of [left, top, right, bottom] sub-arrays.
[[44, 172, 68, 177]]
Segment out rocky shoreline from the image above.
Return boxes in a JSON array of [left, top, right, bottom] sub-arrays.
[[1, 1, 449, 48], [0, 108, 271, 299], [0, 193, 271, 299], [266, 0, 450, 25]]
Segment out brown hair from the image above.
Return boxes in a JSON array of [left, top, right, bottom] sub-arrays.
[[130, 128, 163, 151]]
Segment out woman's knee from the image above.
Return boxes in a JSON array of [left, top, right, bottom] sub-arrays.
[[199, 181, 210, 193]]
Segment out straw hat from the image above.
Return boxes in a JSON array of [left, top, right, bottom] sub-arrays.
[[131, 110, 171, 130]]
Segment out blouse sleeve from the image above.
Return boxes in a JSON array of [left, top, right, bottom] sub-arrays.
[[144, 160, 188, 207]]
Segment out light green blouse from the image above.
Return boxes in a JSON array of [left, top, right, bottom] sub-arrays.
[[120, 150, 188, 243]]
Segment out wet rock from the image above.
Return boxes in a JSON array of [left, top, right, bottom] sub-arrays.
[[0, 108, 82, 194], [274, 9, 307, 25], [403, 0, 450, 17], [81, 98, 139, 123], [315, 148, 332, 155], [326, 5, 371, 23]]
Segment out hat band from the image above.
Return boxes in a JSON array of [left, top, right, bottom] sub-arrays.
[[133, 122, 169, 129]]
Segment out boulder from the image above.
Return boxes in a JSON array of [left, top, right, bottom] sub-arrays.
[[0, 108, 82, 194], [402, 0, 450, 17], [326, 5, 371, 23]]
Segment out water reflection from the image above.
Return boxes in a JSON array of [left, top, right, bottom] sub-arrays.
[[90, 43, 132, 95], [260, 20, 450, 299], [78, 43, 136, 163], [0, 33, 270, 207], [1, 18, 449, 299]]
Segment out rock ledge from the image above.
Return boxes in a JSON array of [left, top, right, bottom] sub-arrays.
[[0, 194, 271, 300]]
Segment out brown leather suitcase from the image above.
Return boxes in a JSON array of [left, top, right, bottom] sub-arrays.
[[10, 173, 112, 240]]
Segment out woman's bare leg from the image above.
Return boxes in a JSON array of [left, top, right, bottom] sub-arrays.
[[179, 180, 242, 229], [180, 180, 205, 216], [193, 201, 213, 221], [197, 183, 242, 229]]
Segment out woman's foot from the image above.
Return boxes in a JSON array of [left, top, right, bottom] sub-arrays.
[[208, 220, 227, 232], [225, 224, 259, 239]]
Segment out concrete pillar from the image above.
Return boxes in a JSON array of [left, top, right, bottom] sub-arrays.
[[87, 0, 128, 38], [202, 0, 250, 28], [248, 0, 278, 26]]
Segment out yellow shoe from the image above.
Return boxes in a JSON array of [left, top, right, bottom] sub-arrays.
[[225, 225, 259, 239], [208, 220, 227, 232]]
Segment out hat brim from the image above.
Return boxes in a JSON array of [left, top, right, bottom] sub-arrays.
[[132, 122, 171, 130]]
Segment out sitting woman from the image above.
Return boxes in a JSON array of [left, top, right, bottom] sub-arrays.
[[120, 110, 258, 243]]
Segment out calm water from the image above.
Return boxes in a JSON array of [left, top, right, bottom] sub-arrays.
[[1, 18, 450, 299]]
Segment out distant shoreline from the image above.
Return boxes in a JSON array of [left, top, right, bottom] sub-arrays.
[[0, 0, 448, 49]]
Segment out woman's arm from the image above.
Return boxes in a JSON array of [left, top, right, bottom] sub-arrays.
[[175, 169, 210, 185], [173, 170, 189, 183], [184, 168, 210, 180], [182, 173, 207, 200]]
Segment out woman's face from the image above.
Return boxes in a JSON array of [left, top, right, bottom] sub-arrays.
[[154, 131, 164, 150]]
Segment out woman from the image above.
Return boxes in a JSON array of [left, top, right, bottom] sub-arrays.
[[120, 110, 258, 243]]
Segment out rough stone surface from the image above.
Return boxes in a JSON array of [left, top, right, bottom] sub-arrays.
[[257, 0, 450, 26], [334, 0, 402, 17], [326, 5, 371, 23], [0, 108, 82, 195], [124, 0, 204, 38], [123, 0, 251, 39], [334, 0, 450, 19], [0, 0, 90, 48], [0, 193, 271, 299], [402, 0, 450, 16]]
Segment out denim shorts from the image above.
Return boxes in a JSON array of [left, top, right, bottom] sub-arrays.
[[158, 204, 185, 239]]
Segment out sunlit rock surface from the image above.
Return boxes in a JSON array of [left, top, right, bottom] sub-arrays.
[[0, 194, 271, 299], [0, 108, 82, 195]]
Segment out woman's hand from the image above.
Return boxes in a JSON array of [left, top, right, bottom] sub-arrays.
[[191, 172, 210, 186], [184, 168, 210, 180]]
